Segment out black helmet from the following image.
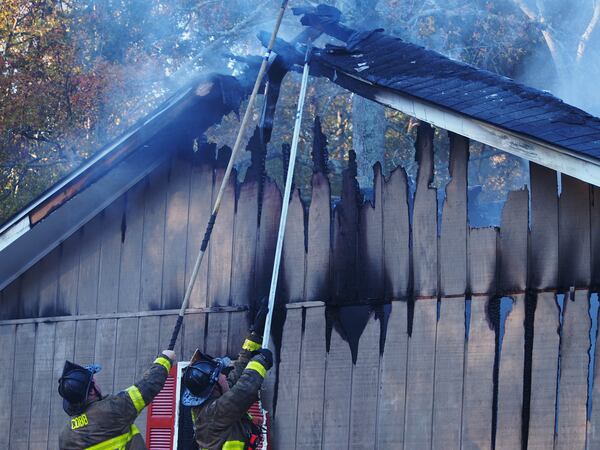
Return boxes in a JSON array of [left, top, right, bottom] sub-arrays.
[[58, 361, 101, 416], [181, 351, 230, 406]]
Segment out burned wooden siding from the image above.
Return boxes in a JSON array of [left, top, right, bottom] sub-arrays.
[[0, 117, 599, 450]]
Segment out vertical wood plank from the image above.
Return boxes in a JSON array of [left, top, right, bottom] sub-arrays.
[[186, 161, 213, 309], [559, 175, 591, 288], [350, 316, 380, 450], [227, 310, 249, 359], [439, 133, 468, 296], [305, 173, 331, 301], [527, 292, 559, 450], [10, 323, 36, 449], [29, 322, 55, 450], [496, 294, 525, 450], [94, 319, 118, 394], [432, 298, 465, 450], [118, 182, 146, 312], [359, 164, 384, 301], [114, 318, 139, 392], [412, 123, 438, 297], [158, 314, 183, 358], [0, 325, 16, 449], [135, 316, 161, 437], [205, 313, 229, 357], [230, 178, 259, 306], [97, 198, 124, 314], [529, 163, 559, 290], [58, 231, 81, 315], [48, 321, 76, 449], [332, 153, 360, 303], [382, 167, 410, 300], [0, 277, 20, 320], [20, 260, 40, 318], [183, 313, 206, 357], [77, 215, 102, 315], [377, 301, 408, 449], [322, 327, 352, 450], [468, 228, 498, 295], [273, 308, 302, 450], [254, 180, 282, 299], [207, 154, 235, 307], [140, 164, 168, 311], [74, 319, 97, 366], [38, 247, 60, 317], [404, 299, 437, 448], [555, 289, 589, 450], [296, 307, 326, 449], [281, 189, 306, 302], [461, 296, 495, 450], [162, 156, 191, 309], [498, 189, 529, 293]]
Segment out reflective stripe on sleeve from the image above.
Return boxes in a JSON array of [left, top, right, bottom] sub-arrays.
[[246, 360, 266, 378], [126, 385, 145, 413], [222, 440, 245, 450], [242, 339, 261, 352], [154, 355, 172, 372], [86, 424, 140, 449]]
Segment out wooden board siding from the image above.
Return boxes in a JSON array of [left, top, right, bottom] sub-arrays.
[[1, 123, 600, 450], [496, 294, 525, 450], [305, 173, 331, 302], [382, 167, 410, 300], [376, 301, 408, 448], [273, 308, 302, 450], [528, 292, 560, 450], [432, 298, 465, 450], [404, 299, 437, 449], [555, 290, 590, 450], [461, 296, 495, 450]]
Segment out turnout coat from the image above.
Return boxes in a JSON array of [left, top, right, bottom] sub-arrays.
[[192, 333, 268, 450], [59, 354, 173, 449]]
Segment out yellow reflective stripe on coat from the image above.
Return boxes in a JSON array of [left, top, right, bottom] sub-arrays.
[[246, 360, 266, 378], [242, 339, 261, 352], [222, 441, 245, 450], [85, 424, 140, 449], [154, 355, 172, 372], [126, 386, 145, 413]]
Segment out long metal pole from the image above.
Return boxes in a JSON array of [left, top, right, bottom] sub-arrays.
[[262, 48, 311, 349], [168, 1, 289, 351]]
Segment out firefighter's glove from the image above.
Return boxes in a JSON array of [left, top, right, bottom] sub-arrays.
[[250, 296, 269, 336], [251, 348, 273, 371], [161, 350, 177, 364]]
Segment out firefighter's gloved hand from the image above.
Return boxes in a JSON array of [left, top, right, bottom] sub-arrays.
[[250, 296, 269, 336], [252, 348, 273, 371], [161, 350, 177, 363]]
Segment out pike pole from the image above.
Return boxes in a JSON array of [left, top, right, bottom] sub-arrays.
[[262, 45, 311, 349], [168, 1, 289, 351]]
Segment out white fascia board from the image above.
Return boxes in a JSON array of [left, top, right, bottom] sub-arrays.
[[0, 216, 30, 252]]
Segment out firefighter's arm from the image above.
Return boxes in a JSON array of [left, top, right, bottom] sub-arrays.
[[227, 332, 262, 386], [211, 351, 272, 428], [116, 351, 176, 420]]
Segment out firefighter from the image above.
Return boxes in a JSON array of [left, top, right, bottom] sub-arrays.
[[182, 298, 273, 449], [57, 349, 176, 449]]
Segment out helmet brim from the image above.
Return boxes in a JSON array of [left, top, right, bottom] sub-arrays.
[[181, 385, 214, 407]]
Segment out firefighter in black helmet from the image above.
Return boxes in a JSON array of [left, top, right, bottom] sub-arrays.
[[57, 349, 176, 449], [182, 297, 273, 449]]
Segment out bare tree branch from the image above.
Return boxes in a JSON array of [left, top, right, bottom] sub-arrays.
[[577, 0, 600, 64]]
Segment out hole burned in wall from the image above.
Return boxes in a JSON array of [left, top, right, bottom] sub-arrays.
[[468, 142, 529, 228], [554, 292, 566, 435], [588, 292, 599, 420]]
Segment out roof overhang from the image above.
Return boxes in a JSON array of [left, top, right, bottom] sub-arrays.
[[322, 68, 600, 187], [0, 74, 250, 291]]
